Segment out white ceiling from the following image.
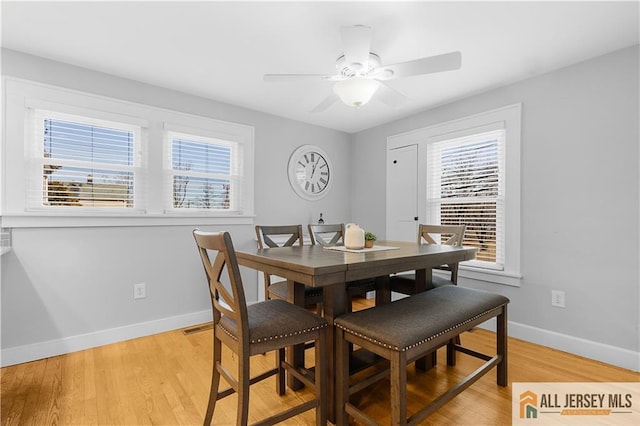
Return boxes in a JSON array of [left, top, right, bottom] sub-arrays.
[[2, 1, 638, 133]]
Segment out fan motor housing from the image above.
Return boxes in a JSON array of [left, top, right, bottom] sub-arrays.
[[336, 52, 381, 78]]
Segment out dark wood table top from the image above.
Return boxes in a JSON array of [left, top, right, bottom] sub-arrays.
[[236, 240, 477, 286]]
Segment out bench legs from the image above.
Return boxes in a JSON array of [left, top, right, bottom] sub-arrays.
[[390, 351, 407, 425], [335, 328, 349, 426], [337, 305, 508, 425], [497, 309, 508, 386]]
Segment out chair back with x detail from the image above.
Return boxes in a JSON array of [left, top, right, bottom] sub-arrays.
[[255, 224, 304, 248], [255, 225, 323, 308], [308, 223, 376, 312], [308, 223, 345, 246], [418, 224, 466, 283], [193, 230, 327, 425], [391, 224, 467, 295]]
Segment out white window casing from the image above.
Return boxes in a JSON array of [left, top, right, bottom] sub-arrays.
[[388, 104, 522, 286], [2, 78, 254, 227], [164, 126, 244, 214]]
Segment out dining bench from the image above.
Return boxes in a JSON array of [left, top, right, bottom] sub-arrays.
[[334, 285, 509, 425]]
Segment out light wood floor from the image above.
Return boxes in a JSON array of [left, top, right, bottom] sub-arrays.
[[2, 298, 638, 425]]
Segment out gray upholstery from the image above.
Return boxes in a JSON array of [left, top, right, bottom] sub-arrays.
[[335, 285, 509, 352], [219, 299, 327, 355], [335, 284, 508, 425]]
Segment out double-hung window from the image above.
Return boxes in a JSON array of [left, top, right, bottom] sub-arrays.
[[28, 109, 143, 212], [388, 103, 521, 286], [166, 130, 242, 212], [427, 129, 505, 269]]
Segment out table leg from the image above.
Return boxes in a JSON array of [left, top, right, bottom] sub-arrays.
[[414, 268, 429, 293], [322, 283, 346, 424], [286, 279, 307, 390], [375, 275, 391, 306], [414, 268, 437, 370]]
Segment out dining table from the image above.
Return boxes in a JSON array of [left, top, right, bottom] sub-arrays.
[[235, 239, 477, 422]]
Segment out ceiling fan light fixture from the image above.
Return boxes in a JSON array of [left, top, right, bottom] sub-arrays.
[[333, 77, 380, 108]]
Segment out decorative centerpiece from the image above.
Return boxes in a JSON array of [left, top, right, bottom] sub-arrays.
[[364, 231, 377, 248], [345, 223, 365, 249]]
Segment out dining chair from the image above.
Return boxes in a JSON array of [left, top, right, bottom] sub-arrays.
[[308, 223, 377, 311], [193, 229, 327, 425], [308, 223, 345, 246], [390, 224, 467, 295], [255, 225, 324, 310]]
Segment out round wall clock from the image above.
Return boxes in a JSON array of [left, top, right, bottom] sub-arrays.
[[287, 145, 333, 200]]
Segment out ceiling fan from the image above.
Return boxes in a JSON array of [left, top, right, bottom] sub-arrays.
[[264, 25, 462, 112]]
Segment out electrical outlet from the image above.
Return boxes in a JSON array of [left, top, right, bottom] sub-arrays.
[[551, 290, 565, 308], [134, 283, 146, 299]]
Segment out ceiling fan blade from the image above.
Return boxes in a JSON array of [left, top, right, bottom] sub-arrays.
[[264, 74, 341, 82], [375, 81, 408, 108], [340, 25, 371, 69], [311, 93, 339, 113], [381, 51, 462, 79]]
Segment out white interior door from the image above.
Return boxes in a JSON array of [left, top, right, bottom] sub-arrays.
[[386, 145, 418, 242]]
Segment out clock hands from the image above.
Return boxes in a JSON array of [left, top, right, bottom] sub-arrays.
[[290, 146, 330, 199]]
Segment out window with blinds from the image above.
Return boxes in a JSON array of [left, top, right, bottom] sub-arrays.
[[427, 129, 505, 270], [167, 131, 240, 211], [7, 79, 254, 225], [29, 110, 142, 210]]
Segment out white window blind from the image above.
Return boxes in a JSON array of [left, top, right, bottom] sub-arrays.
[[427, 129, 505, 270], [28, 109, 143, 211], [166, 131, 243, 212]]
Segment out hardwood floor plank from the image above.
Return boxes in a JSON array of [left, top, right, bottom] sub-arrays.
[[39, 356, 63, 425], [67, 356, 88, 425], [14, 359, 48, 426], [1, 361, 25, 426], [81, 350, 99, 425], [2, 299, 638, 425]]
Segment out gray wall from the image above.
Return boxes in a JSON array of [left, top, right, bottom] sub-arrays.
[[2, 46, 639, 370], [1, 49, 352, 362], [352, 46, 640, 361]]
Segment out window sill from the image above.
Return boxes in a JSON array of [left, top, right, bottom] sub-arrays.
[[453, 265, 522, 287], [0, 213, 255, 228]]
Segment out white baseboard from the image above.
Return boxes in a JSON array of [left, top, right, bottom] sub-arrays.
[[3, 310, 639, 373], [477, 318, 640, 372], [1, 310, 212, 367]]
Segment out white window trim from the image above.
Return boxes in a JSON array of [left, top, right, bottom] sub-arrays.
[[2, 77, 255, 227], [388, 103, 522, 287]]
